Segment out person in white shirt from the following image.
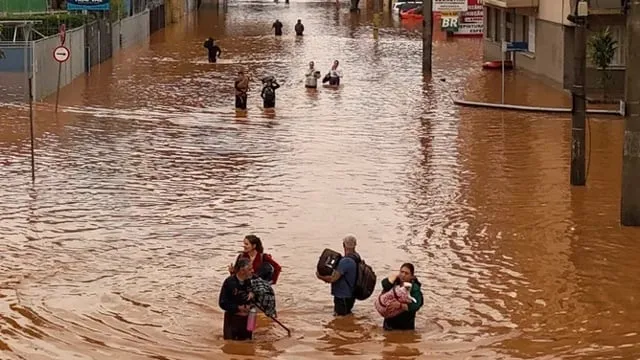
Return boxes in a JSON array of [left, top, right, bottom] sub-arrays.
[[305, 61, 321, 89], [323, 60, 342, 86]]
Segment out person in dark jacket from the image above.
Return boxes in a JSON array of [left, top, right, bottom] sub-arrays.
[[380, 263, 423, 330], [272, 20, 284, 36], [261, 76, 281, 109], [203, 37, 222, 63], [219, 258, 255, 340], [316, 235, 361, 316], [294, 19, 304, 36]]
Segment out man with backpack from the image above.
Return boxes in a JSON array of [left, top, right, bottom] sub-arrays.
[[316, 235, 376, 316]]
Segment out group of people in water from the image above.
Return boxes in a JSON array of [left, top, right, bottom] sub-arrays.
[[231, 59, 342, 111], [271, 19, 305, 36], [219, 234, 424, 341], [203, 17, 343, 112]]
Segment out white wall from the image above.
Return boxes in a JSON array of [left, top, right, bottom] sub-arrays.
[[32, 27, 86, 101], [538, 0, 574, 26]]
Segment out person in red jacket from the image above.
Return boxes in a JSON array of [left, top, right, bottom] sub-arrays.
[[228, 235, 282, 285]]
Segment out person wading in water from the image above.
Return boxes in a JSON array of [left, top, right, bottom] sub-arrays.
[[305, 61, 321, 89], [228, 235, 282, 285], [294, 19, 304, 36], [316, 235, 361, 316], [203, 37, 222, 63], [272, 19, 284, 36], [234, 70, 250, 110], [219, 258, 255, 340], [260, 76, 281, 110], [380, 263, 423, 330], [322, 60, 343, 86]]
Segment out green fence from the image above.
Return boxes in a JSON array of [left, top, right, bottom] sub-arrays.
[[0, 0, 48, 13]]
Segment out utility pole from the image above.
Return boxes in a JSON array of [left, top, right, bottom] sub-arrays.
[[423, 0, 433, 73], [373, 0, 381, 39], [621, 0, 640, 226], [570, 0, 588, 186]]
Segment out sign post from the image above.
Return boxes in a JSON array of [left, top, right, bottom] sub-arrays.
[[501, 41, 528, 104], [54, 24, 69, 113]]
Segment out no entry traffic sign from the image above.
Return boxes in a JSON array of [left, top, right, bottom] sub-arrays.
[[53, 46, 70, 63]]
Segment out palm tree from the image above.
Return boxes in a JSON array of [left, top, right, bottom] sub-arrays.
[[587, 27, 618, 102]]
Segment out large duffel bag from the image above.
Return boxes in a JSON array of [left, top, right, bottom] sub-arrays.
[[317, 248, 342, 276]]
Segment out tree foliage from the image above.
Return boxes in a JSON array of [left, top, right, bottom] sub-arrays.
[[588, 27, 618, 71], [587, 27, 618, 101]]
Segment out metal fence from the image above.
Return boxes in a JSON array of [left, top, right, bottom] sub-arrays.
[[0, 41, 32, 104]]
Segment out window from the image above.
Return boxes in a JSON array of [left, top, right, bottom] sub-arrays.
[[516, 15, 536, 53], [528, 16, 536, 53], [588, 24, 625, 66], [519, 15, 528, 42]]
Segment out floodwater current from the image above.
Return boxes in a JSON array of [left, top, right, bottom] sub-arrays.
[[1, 1, 640, 359]]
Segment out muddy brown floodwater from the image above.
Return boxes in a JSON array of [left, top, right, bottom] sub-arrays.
[[1, 1, 640, 359]]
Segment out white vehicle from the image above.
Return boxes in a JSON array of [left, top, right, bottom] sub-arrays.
[[392, 0, 422, 14]]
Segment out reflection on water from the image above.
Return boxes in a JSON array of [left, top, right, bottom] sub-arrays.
[[1, 1, 640, 359]]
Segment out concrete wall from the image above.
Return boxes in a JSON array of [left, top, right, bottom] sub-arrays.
[[32, 27, 86, 100], [538, 0, 573, 26], [513, 19, 566, 85]]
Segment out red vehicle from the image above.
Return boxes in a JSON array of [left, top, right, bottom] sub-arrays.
[[399, 7, 423, 20], [482, 60, 514, 70]]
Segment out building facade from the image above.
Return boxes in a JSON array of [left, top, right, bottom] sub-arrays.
[[480, 0, 628, 100]]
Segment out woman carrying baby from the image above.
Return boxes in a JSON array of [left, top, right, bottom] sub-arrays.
[[380, 263, 424, 330]]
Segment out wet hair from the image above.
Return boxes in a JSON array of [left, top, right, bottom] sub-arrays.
[[234, 258, 251, 272], [401, 262, 415, 276], [245, 235, 264, 253]]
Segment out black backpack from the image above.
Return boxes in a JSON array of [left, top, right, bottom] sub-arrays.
[[347, 254, 376, 301]]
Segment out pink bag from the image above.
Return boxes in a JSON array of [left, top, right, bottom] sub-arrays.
[[374, 285, 412, 319]]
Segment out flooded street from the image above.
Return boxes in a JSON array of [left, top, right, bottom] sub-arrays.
[[2, 1, 640, 359]]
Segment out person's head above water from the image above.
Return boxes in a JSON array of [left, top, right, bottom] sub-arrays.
[[342, 234, 357, 254], [244, 234, 264, 254], [309, 61, 314, 68], [234, 258, 253, 280], [398, 262, 415, 283], [297, 19, 301, 23], [332, 60, 339, 69]]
